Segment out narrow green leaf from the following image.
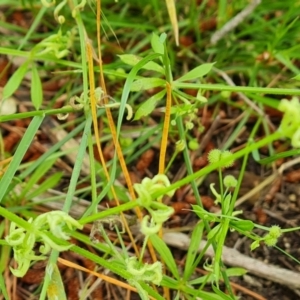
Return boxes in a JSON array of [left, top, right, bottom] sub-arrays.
[[275, 53, 300, 76], [223, 194, 231, 215], [131, 77, 165, 92], [230, 219, 254, 232], [189, 267, 247, 285], [31, 64, 43, 110], [196, 287, 229, 300], [117, 52, 161, 139], [225, 267, 247, 277], [189, 273, 213, 285], [206, 224, 221, 241], [250, 240, 260, 251], [134, 90, 166, 120], [176, 63, 215, 82], [20, 157, 57, 199], [2, 61, 29, 100], [249, 139, 261, 162], [192, 205, 216, 222], [118, 54, 164, 74], [0, 271, 9, 300], [64, 113, 93, 212], [26, 172, 63, 199], [0, 221, 11, 274], [0, 115, 44, 203], [258, 149, 300, 164], [292, 74, 300, 80], [151, 33, 165, 55], [159, 33, 167, 44], [183, 221, 204, 281], [149, 234, 179, 279], [47, 264, 67, 300], [118, 54, 141, 66], [19, 119, 87, 180], [212, 285, 234, 300]]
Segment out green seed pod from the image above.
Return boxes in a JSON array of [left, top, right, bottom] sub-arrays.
[[268, 225, 282, 238], [223, 175, 237, 188]]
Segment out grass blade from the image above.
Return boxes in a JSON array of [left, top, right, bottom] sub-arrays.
[[2, 61, 29, 100], [47, 264, 67, 300], [31, 64, 43, 110], [183, 221, 204, 281], [63, 112, 92, 212], [134, 90, 166, 120], [0, 115, 44, 203], [0, 271, 9, 300], [19, 157, 57, 199], [149, 234, 179, 279], [176, 63, 215, 82]]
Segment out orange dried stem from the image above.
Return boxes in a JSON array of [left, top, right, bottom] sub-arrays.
[[86, 41, 140, 256], [58, 257, 158, 299], [0, 157, 12, 176], [0, 157, 12, 166], [93, 1, 144, 257], [159, 82, 172, 176], [159, 82, 172, 300], [95, 1, 136, 211], [95, 5, 139, 219], [86, 42, 111, 193], [95, 0, 158, 264]]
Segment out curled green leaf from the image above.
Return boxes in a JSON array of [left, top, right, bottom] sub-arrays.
[[140, 216, 161, 236]]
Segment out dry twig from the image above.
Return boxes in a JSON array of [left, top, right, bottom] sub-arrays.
[[163, 232, 300, 290]]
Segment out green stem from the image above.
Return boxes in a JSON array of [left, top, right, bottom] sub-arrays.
[[0, 106, 76, 122], [0, 206, 33, 231], [164, 150, 179, 174], [152, 130, 283, 198], [218, 168, 224, 212], [229, 117, 262, 214], [79, 200, 139, 225], [213, 218, 230, 286], [172, 82, 300, 96], [0, 47, 81, 69]]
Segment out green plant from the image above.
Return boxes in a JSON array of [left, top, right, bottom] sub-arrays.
[[1, 1, 300, 299], [5, 210, 82, 277]]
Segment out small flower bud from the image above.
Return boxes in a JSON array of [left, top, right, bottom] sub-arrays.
[[186, 121, 194, 130], [223, 175, 237, 188], [175, 140, 186, 152], [171, 119, 176, 126], [264, 236, 278, 247], [220, 150, 234, 168], [188, 139, 199, 150], [208, 149, 235, 167], [268, 225, 282, 239], [207, 149, 222, 164]]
